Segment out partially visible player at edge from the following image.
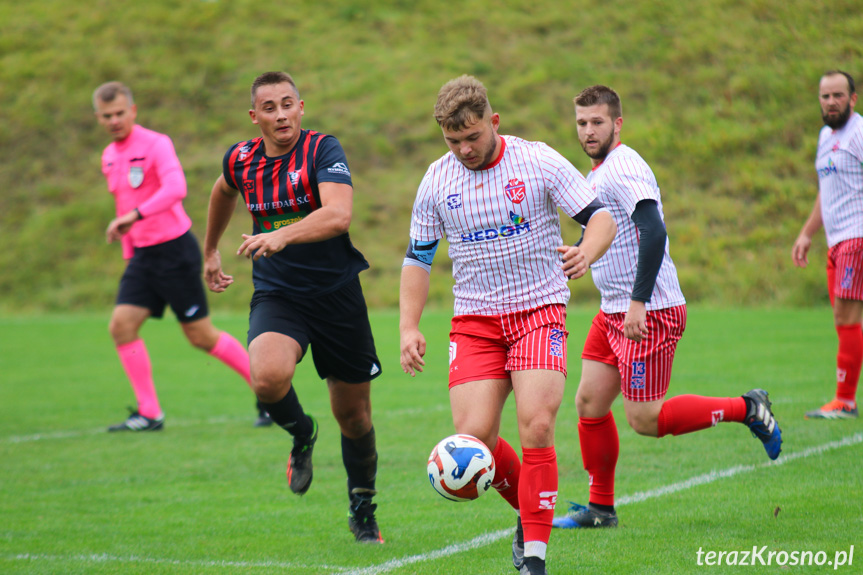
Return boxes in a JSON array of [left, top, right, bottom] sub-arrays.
[[792, 70, 863, 420], [93, 81, 265, 432], [400, 75, 617, 575], [203, 71, 384, 543], [552, 85, 783, 530]]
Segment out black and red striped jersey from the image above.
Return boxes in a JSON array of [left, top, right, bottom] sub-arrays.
[[223, 129, 368, 295]]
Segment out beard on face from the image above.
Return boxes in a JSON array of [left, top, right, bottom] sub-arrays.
[[580, 130, 615, 161], [823, 102, 852, 130]]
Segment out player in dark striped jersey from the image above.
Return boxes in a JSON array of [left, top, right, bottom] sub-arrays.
[[204, 72, 383, 543]]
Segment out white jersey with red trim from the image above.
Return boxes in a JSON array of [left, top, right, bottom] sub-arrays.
[[586, 144, 686, 314], [816, 112, 863, 248], [410, 135, 597, 316]]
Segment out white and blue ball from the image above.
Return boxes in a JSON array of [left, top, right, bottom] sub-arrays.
[[427, 434, 495, 501]]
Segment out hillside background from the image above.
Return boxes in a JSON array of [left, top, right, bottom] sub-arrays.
[[1, 0, 861, 314]]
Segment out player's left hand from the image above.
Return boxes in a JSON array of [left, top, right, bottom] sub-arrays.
[[624, 300, 648, 342], [557, 245, 588, 279], [105, 211, 138, 243], [237, 232, 287, 261]]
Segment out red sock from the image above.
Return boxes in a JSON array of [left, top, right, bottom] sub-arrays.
[[209, 332, 252, 387], [578, 412, 618, 507], [519, 446, 557, 546], [657, 395, 747, 437], [835, 324, 862, 404], [116, 339, 161, 418], [491, 436, 521, 510]]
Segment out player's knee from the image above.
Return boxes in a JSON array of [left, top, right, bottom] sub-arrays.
[[519, 414, 555, 446], [250, 369, 293, 402], [626, 412, 658, 437]]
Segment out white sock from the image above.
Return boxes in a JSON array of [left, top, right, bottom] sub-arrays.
[[524, 541, 547, 561]]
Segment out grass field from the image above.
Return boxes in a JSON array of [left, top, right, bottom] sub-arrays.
[[1, 308, 860, 574]]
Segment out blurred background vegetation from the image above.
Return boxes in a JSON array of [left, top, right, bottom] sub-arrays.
[[1, 0, 861, 314]]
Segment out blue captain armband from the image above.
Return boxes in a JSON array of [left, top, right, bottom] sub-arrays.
[[403, 238, 440, 272]]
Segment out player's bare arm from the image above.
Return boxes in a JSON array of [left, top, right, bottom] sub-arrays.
[[792, 192, 824, 268], [559, 210, 616, 279], [203, 175, 239, 292], [105, 209, 141, 244], [236, 181, 353, 261], [399, 264, 431, 376]]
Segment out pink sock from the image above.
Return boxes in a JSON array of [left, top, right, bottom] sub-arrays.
[[209, 332, 252, 387], [519, 446, 557, 547], [657, 395, 747, 437], [116, 339, 161, 418], [491, 436, 522, 510], [579, 412, 619, 507]]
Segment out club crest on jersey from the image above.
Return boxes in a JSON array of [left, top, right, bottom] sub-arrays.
[[446, 192, 463, 210], [504, 178, 526, 204], [630, 361, 646, 389], [238, 145, 251, 161], [128, 167, 144, 189], [288, 171, 301, 185]]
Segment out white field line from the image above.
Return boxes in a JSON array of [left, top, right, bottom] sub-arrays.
[[1, 405, 448, 445], [5, 553, 349, 572], [4, 432, 861, 574], [337, 431, 863, 575]]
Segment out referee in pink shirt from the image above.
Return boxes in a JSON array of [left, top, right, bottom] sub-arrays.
[[552, 85, 782, 531], [93, 82, 260, 431], [400, 75, 616, 575], [793, 70, 863, 420]]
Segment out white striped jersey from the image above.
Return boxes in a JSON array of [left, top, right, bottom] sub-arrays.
[[816, 112, 863, 248], [586, 144, 686, 314], [410, 135, 597, 316]]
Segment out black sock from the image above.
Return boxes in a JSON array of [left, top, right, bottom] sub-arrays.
[[261, 386, 313, 437], [342, 427, 378, 496], [590, 502, 616, 514]]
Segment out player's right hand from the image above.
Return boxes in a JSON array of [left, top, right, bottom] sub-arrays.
[[400, 328, 426, 377], [204, 250, 234, 292], [791, 234, 811, 268]]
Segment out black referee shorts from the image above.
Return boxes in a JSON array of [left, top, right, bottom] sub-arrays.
[[248, 277, 382, 384], [116, 230, 209, 323]]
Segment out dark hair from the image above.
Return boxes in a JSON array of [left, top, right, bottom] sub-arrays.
[[92, 81, 134, 110], [823, 70, 856, 95], [574, 85, 622, 119], [250, 71, 300, 108]]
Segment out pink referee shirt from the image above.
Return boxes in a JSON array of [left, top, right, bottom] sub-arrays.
[[586, 144, 685, 314], [101, 125, 192, 258], [409, 135, 598, 316], [816, 111, 863, 248]]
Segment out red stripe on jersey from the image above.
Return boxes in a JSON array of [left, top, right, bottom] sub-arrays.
[[283, 155, 300, 213], [306, 132, 323, 210], [255, 155, 268, 217], [270, 158, 284, 215]]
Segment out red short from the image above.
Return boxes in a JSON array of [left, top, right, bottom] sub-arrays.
[[448, 304, 568, 387], [581, 305, 687, 402], [827, 238, 863, 304]]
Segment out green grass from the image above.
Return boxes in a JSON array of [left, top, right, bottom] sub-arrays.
[[1, 308, 861, 574], [2, 0, 862, 312]]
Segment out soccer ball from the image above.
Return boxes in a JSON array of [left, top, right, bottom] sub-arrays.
[[427, 434, 495, 501]]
